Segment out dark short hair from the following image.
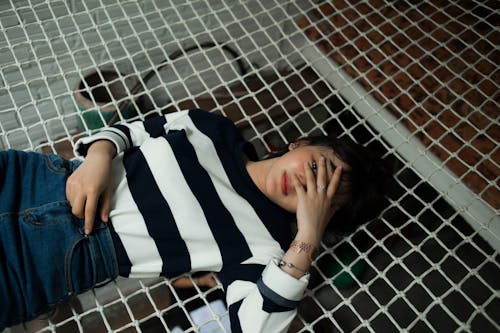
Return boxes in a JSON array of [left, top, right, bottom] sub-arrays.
[[268, 134, 390, 238], [308, 135, 389, 236]]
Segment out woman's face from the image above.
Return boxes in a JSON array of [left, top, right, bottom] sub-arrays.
[[261, 143, 350, 213]]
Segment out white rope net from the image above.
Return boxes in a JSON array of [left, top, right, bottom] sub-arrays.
[[1, 0, 498, 332]]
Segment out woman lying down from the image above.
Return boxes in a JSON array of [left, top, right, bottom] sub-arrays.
[[0, 108, 387, 332]]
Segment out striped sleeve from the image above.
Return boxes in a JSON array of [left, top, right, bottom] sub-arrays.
[[73, 111, 190, 157], [221, 260, 309, 333]]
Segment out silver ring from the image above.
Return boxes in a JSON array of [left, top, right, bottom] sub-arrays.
[[318, 184, 326, 190]]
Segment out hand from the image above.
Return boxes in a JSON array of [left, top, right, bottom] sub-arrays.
[[172, 273, 218, 289], [194, 273, 218, 288], [66, 140, 116, 234], [292, 156, 342, 246]]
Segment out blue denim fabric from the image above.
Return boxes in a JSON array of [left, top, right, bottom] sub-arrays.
[[0, 150, 118, 330]]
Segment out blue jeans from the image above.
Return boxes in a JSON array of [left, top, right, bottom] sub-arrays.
[[0, 150, 118, 330]]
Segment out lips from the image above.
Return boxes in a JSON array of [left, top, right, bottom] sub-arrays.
[[281, 172, 288, 196]]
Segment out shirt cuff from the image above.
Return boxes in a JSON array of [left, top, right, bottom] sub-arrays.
[[74, 128, 128, 157], [258, 258, 309, 304]]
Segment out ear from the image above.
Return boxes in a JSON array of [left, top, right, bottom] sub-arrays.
[[288, 139, 310, 151]]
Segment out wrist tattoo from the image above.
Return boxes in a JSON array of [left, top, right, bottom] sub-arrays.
[[290, 240, 319, 261]]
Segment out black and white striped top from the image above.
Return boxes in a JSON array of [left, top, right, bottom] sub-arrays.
[[75, 109, 309, 332]]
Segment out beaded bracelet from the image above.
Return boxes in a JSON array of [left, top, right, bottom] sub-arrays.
[[278, 259, 308, 273]]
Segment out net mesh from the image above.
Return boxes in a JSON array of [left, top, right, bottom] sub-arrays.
[[1, 0, 498, 332]]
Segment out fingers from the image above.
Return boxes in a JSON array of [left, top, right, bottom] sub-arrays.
[[100, 186, 112, 222], [67, 183, 107, 235], [84, 193, 98, 235], [67, 191, 94, 236], [68, 186, 111, 235], [300, 158, 331, 194], [316, 156, 326, 190], [326, 157, 333, 180], [69, 193, 86, 219], [295, 157, 341, 207], [292, 173, 305, 196], [206, 273, 218, 288], [327, 165, 343, 197], [195, 274, 218, 288], [65, 153, 114, 235], [304, 161, 316, 191]]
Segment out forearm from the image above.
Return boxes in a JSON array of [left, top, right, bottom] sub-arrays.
[[280, 232, 319, 279], [86, 139, 117, 159], [282, 157, 343, 279]]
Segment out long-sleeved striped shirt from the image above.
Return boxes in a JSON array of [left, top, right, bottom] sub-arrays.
[[74, 109, 309, 332]]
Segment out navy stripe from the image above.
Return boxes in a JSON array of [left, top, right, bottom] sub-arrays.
[[108, 221, 132, 277], [188, 109, 293, 251], [165, 129, 252, 266], [257, 278, 299, 312], [111, 124, 133, 148], [123, 147, 191, 277], [76, 142, 91, 157], [228, 299, 243, 333], [218, 264, 265, 290], [144, 115, 167, 138], [234, 175, 294, 251]]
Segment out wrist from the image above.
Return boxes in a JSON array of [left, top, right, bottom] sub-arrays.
[[87, 140, 116, 158], [289, 239, 320, 262], [294, 230, 321, 248]]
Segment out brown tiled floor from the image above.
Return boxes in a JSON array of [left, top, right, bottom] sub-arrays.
[[297, 0, 499, 209]]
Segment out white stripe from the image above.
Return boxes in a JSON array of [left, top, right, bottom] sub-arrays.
[[140, 137, 223, 272], [226, 280, 256, 306], [179, 116, 282, 261], [228, 279, 296, 333], [123, 120, 149, 147], [109, 154, 163, 277]]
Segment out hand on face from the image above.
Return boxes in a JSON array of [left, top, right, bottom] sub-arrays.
[[292, 156, 342, 246]]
